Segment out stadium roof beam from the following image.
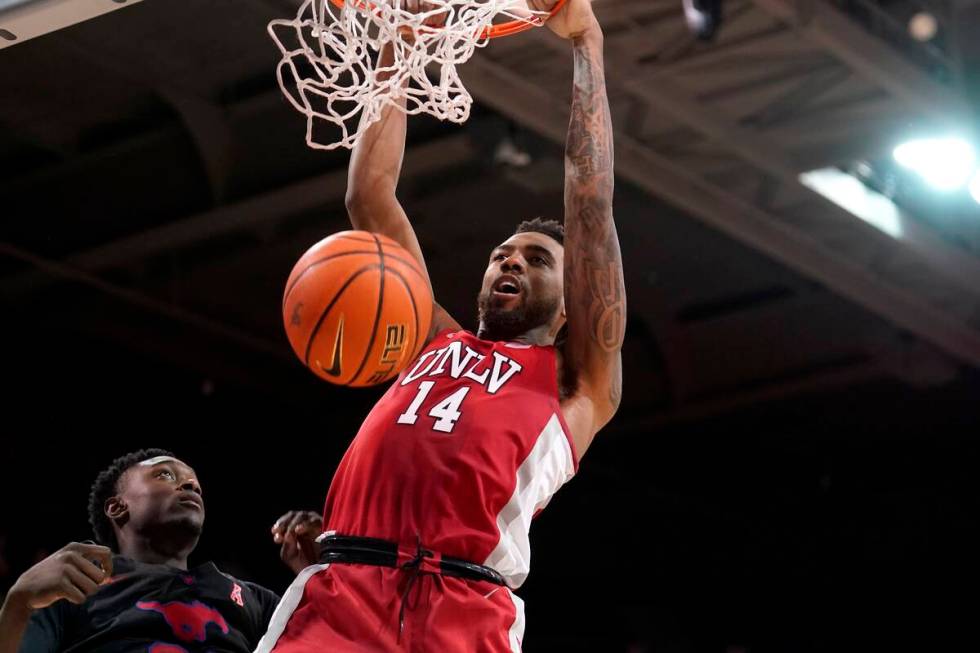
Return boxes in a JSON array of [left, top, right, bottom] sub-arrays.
[[0, 0, 143, 49], [0, 133, 475, 296], [750, 0, 970, 122]]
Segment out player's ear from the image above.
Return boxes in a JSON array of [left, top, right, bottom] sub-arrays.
[[105, 496, 128, 522]]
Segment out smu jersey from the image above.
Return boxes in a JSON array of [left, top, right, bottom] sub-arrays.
[[18, 556, 280, 653], [322, 329, 579, 588]]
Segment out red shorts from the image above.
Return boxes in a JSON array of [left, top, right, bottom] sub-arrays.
[[254, 563, 525, 652]]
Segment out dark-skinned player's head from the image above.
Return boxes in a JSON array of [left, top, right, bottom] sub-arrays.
[[88, 449, 205, 556], [477, 218, 565, 343]]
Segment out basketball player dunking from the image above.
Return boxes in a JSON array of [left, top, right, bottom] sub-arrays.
[[257, 0, 623, 649]]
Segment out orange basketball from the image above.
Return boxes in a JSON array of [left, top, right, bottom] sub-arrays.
[[282, 230, 433, 387]]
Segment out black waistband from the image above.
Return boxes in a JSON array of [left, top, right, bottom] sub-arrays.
[[318, 534, 506, 586]]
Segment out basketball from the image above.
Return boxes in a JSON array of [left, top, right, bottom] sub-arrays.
[[282, 231, 433, 387]]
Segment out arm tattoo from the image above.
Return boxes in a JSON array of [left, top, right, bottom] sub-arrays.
[[587, 260, 626, 353], [566, 37, 613, 182], [564, 30, 626, 381]]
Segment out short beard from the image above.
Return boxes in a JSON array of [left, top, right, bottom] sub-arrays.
[[477, 290, 556, 341]]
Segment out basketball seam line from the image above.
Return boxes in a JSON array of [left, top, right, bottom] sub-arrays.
[[303, 265, 378, 370], [349, 233, 386, 384], [283, 249, 426, 312], [386, 267, 421, 367]]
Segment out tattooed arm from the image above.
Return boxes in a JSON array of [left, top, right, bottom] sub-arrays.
[[549, 1, 625, 458]]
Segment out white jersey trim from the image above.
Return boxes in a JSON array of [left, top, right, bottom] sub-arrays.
[[507, 589, 526, 652], [483, 413, 576, 588], [253, 563, 330, 653]]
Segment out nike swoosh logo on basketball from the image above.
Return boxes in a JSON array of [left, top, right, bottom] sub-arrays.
[[320, 315, 344, 377]]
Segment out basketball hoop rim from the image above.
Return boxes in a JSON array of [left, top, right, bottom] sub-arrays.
[[326, 0, 569, 38]]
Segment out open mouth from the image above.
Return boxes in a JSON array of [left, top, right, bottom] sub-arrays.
[[493, 276, 522, 296]]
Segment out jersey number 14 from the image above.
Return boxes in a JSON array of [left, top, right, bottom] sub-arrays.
[[396, 381, 470, 433]]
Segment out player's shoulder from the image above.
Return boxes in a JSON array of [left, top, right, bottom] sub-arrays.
[[239, 578, 280, 603], [437, 326, 466, 340], [215, 569, 282, 621], [213, 568, 279, 601]]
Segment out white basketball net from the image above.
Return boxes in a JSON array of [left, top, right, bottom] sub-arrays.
[[268, 0, 541, 150]]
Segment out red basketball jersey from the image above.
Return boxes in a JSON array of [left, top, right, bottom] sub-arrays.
[[322, 329, 579, 588]]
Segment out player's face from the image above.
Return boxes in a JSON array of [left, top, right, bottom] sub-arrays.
[[477, 231, 564, 340], [117, 456, 205, 539]]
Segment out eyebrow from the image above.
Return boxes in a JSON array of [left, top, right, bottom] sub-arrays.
[[493, 243, 557, 260], [524, 244, 556, 259]]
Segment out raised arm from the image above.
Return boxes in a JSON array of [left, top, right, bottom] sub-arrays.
[[344, 43, 460, 343], [548, 1, 625, 456]]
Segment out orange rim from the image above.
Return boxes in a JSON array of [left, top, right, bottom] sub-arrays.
[[327, 0, 569, 39]]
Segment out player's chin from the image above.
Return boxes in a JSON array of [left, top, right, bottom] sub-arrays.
[[166, 504, 206, 529], [176, 513, 205, 535], [482, 303, 524, 325]]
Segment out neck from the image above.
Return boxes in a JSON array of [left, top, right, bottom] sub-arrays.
[[117, 531, 196, 570], [477, 321, 557, 345]]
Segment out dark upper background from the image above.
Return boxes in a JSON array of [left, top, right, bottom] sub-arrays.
[[1, 0, 978, 651]]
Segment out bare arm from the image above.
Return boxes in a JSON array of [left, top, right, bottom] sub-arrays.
[[0, 596, 32, 653], [0, 542, 112, 653], [344, 44, 460, 343], [555, 6, 625, 457]]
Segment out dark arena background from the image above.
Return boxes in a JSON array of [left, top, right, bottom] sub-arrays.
[[2, 1, 979, 651]]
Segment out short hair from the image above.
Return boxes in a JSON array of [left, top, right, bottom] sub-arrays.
[[88, 448, 175, 551], [514, 217, 564, 245]]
